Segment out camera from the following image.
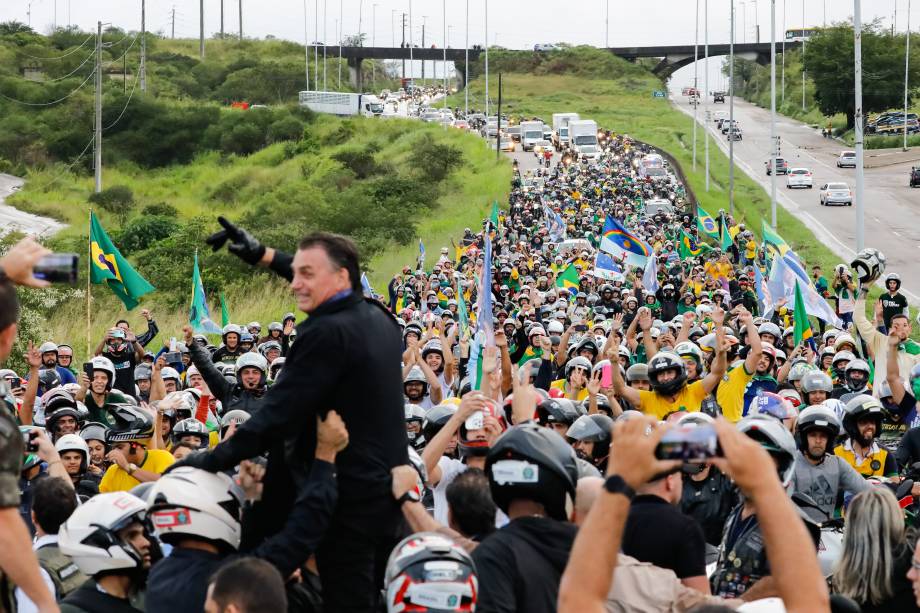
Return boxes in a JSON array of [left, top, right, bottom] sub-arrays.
[[34, 254, 78, 284], [655, 424, 720, 462], [22, 430, 39, 453]]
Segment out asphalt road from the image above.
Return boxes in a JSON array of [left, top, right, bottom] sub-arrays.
[[0, 173, 63, 238], [671, 95, 920, 302]]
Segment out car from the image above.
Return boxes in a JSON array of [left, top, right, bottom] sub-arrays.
[[534, 43, 558, 52], [911, 167, 920, 187], [819, 182, 853, 206], [836, 151, 857, 168], [727, 127, 742, 141], [505, 126, 522, 142], [491, 136, 515, 152], [765, 157, 789, 176], [786, 168, 813, 188], [721, 119, 739, 134], [713, 91, 726, 103], [451, 119, 470, 130], [643, 198, 675, 218], [713, 111, 729, 124], [532, 139, 553, 155]]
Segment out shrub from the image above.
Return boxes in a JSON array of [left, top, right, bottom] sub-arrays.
[[267, 116, 304, 143], [116, 215, 179, 252], [143, 202, 179, 217], [332, 148, 380, 179], [408, 134, 464, 182], [88, 185, 135, 215]]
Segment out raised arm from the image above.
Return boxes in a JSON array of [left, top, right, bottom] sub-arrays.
[[887, 332, 907, 405], [609, 348, 641, 408], [19, 342, 41, 426], [421, 395, 483, 485]]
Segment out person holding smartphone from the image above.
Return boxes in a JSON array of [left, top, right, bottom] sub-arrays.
[[94, 327, 144, 397]]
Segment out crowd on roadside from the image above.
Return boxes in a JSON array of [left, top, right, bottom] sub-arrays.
[[1, 126, 920, 613]]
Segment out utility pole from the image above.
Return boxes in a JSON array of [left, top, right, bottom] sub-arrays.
[[485, 0, 489, 117], [392, 9, 396, 46], [754, 0, 760, 43], [221, 0, 225, 36], [443, 0, 448, 106], [323, 0, 328, 90], [140, 0, 147, 92], [464, 0, 469, 115], [304, 0, 311, 88], [409, 0, 414, 86], [239, 0, 243, 41], [171, 6, 176, 39], [729, 1, 735, 215], [801, 0, 806, 111], [495, 72, 502, 160], [904, 0, 912, 151], [693, 0, 699, 172], [781, 0, 785, 105], [401, 13, 407, 80], [854, 0, 865, 251], [705, 0, 710, 191], [421, 18, 426, 82], [315, 0, 320, 89], [605, 0, 609, 47], [770, 0, 777, 227], [358, 0, 364, 45], [94, 22, 103, 193], [372, 3, 377, 89], [741, 1, 746, 43], [200, 0, 205, 59]]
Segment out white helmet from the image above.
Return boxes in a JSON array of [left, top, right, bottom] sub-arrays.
[[58, 492, 149, 576], [235, 352, 268, 379], [38, 341, 59, 355], [185, 364, 201, 380], [547, 320, 564, 335], [89, 356, 116, 391], [55, 433, 89, 460], [269, 356, 285, 380], [160, 367, 181, 384], [147, 467, 243, 551]]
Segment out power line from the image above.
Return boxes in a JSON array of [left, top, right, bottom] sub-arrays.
[[11, 49, 95, 84], [0, 67, 96, 106], [102, 32, 140, 68], [24, 134, 95, 192], [15, 33, 95, 60], [104, 67, 140, 131]]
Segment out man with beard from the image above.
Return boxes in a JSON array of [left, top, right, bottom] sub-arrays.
[[835, 394, 899, 478], [35, 341, 77, 385], [790, 405, 869, 523]]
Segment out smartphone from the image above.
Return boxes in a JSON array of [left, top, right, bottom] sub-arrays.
[[22, 430, 38, 453], [600, 363, 613, 388], [574, 324, 588, 332], [8, 377, 20, 390], [465, 410, 484, 431], [33, 254, 78, 284], [82, 362, 94, 379], [655, 425, 720, 462], [163, 351, 182, 363]]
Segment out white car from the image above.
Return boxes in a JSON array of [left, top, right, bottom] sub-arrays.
[[836, 151, 857, 168], [819, 182, 853, 206], [786, 168, 814, 189]]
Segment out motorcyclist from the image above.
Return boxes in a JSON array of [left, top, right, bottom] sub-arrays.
[[212, 324, 245, 365], [834, 394, 898, 478], [801, 371, 834, 406], [183, 325, 267, 416], [54, 434, 101, 501], [76, 356, 129, 427], [565, 413, 613, 472], [790, 405, 870, 522], [831, 359, 872, 402]]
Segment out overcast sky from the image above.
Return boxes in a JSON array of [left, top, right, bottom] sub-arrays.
[[0, 0, 904, 88]]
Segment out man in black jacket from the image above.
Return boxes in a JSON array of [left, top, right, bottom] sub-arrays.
[[179, 219, 409, 613]]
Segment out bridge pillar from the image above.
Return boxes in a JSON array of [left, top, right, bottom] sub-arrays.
[[347, 57, 364, 91], [453, 60, 466, 90]]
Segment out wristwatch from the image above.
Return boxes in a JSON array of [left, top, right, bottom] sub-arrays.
[[397, 489, 421, 506], [604, 475, 636, 500], [127, 463, 139, 476]]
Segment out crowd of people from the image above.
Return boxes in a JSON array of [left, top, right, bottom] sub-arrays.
[[1, 127, 920, 613]]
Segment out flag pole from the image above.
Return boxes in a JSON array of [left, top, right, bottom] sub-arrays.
[[86, 209, 92, 359]]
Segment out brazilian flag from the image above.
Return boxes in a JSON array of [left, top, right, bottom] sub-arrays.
[[555, 264, 580, 296], [90, 212, 154, 310], [697, 205, 720, 241], [679, 228, 712, 259]]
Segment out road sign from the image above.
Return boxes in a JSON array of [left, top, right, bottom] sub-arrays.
[[653, 90, 666, 98]]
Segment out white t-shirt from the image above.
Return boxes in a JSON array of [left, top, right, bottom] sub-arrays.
[[433, 456, 508, 528], [15, 535, 58, 613]]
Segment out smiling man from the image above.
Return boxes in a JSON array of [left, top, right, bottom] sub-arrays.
[[181, 218, 409, 613]]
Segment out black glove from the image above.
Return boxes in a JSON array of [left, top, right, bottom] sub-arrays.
[[205, 216, 266, 265]]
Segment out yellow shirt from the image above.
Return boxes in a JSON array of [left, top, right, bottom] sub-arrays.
[[744, 240, 757, 260], [716, 364, 754, 423], [99, 448, 175, 493], [550, 379, 589, 402], [638, 380, 707, 420]]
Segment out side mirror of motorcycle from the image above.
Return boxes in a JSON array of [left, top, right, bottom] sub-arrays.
[[895, 478, 915, 502]]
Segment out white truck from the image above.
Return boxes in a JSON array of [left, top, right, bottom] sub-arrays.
[[568, 119, 599, 160], [298, 91, 384, 117], [552, 112, 580, 151], [520, 121, 545, 152]]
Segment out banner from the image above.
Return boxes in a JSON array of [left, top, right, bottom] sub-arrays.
[[89, 212, 154, 310], [189, 253, 221, 334]]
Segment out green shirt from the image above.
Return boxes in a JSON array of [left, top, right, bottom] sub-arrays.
[[84, 390, 128, 427]]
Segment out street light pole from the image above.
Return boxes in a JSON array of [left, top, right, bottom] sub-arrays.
[[485, 0, 490, 117], [605, 0, 609, 48], [372, 3, 377, 89], [729, 0, 736, 215], [693, 0, 699, 172], [464, 0, 469, 115], [770, 0, 777, 227], [904, 0, 911, 151], [409, 0, 414, 85], [705, 0, 710, 191], [443, 0, 448, 106], [781, 0, 785, 106], [337, 0, 343, 88], [854, 0, 865, 251], [754, 0, 760, 43], [801, 0, 806, 110], [741, 2, 746, 43]]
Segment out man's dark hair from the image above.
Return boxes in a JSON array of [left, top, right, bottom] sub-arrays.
[[115, 319, 129, 327], [171, 442, 198, 456], [0, 282, 19, 332], [298, 232, 362, 292], [32, 477, 77, 535], [209, 557, 287, 613], [891, 313, 910, 325], [446, 468, 497, 539]]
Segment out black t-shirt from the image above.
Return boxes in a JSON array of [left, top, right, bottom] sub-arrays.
[[881, 292, 909, 329], [621, 494, 707, 579], [103, 346, 138, 396]]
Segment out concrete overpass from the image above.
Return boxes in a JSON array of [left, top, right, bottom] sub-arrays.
[[322, 41, 800, 90]]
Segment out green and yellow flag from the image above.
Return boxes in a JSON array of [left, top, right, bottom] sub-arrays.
[[697, 205, 720, 241], [720, 215, 733, 251], [89, 212, 154, 310], [679, 228, 712, 259], [555, 264, 580, 296], [220, 292, 230, 327], [761, 220, 791, 260], [793, 279, 814, 348]]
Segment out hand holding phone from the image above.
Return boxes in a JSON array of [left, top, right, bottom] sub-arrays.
[[600, 363, 613, 388], [655, 424, 721, 462]]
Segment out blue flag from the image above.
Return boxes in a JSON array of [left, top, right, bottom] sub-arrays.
[[189, 253, 222, 334], [642, 251, 660, 294], [600, 215, 651, 267], [477, 234, 494, 347], [593, 252, 623, 281], [360, 273, 375, 298], [543, 202, 567, 242], [754, 263, 768, 314]]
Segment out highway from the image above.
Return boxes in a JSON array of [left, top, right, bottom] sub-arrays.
[[0, 173, 63, 238], [671, 95, 920, 301]]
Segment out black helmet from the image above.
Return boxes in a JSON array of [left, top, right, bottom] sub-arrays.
[[565, 414, 613, 466], [535, 398, 580, 427], [842, 394, 884, 447], [794, 405, 841, 456], [422, 404, 457, 445], [37, 368, 61, 394], [46, 407, 82, 435], [171, 418, 210, 449], [582, 394, 613, 417], [106, 404, 155, 444], [486, 424, 578, 521], [41, 388, 77, 415], [646, 352, 687, 396]]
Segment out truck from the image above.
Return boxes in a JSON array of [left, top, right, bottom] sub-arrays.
[[568, 119, 599, 160], [552, 112, 580, 151], [520, 120, 545, 151], [298, 91, 384, 117]]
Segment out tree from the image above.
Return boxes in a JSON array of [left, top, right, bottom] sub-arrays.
[[806, 22, 920, 129], [0, 21, 34, 36]]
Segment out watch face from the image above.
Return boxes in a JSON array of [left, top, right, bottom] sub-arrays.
[[408, 488, 421, 503]]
